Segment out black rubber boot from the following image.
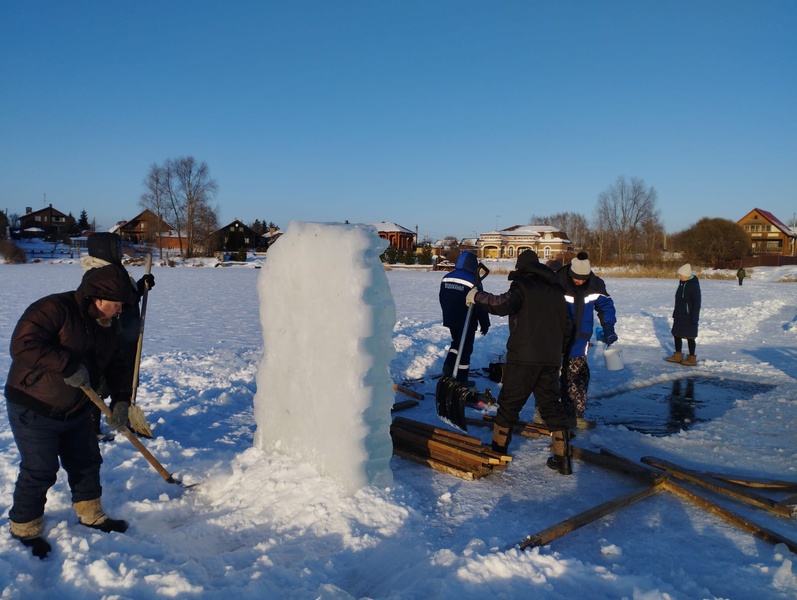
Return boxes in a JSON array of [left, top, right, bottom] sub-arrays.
[[16, 536, 51, 559], [82, 518, 128, 534]]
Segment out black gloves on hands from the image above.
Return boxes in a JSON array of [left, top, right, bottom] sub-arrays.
[[64, 364, 90, 388], [603, 323, 618, 346], [137, 274, 155, 294], [480, 324, 489, 335], [107, 401, 130, 428]]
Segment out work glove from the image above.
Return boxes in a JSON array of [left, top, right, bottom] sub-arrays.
[[465, 288, 478, 306], [480, 324, 489, 335], [137, 274, 155, 294], [64, 364, 90, 388], [602, 323, 618, 346], [107, 401, 130, 428]]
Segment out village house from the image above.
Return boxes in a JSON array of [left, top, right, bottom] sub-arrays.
[[208, 219, 269, 254], [737, 208, 797, 257], [366, 222, 416, 250], [114, 209, 184, 250], [476, 225, 573, 261], [19, 204, 71, 237]]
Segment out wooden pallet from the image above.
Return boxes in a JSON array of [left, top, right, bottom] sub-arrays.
[[391, 416, 511, 481]]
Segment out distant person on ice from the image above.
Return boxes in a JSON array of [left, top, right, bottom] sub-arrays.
[[465, 250, 574, 475], [736, 267, 746, 286], [557, 252, 618, 429], [4, 264, 135, 559], [666, 263, 701, 366], [439, 251, 490, 385], [81, 233, 154, 433]]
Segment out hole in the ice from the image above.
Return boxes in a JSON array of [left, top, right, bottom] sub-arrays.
[[591, 377, 776, 437]]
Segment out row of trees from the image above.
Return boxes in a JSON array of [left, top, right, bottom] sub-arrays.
[[531, 176, 751, 266]]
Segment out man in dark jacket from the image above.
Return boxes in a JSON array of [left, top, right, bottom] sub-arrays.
[[466, 250, 574, 474], [557, 252, 617, 429], [5, 264, 135, 559], [439, 251, 490, 384]]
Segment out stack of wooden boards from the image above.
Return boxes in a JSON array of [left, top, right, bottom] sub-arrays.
[[390, 416, 511, 480]]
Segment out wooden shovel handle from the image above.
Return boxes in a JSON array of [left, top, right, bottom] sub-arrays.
[[131, 254, 152, 406], [82, 385, 179, 485]]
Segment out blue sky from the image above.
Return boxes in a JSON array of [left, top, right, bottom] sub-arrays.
[[2, 1, 795, 242]]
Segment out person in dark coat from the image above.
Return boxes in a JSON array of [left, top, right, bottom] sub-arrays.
[[81, 233, 154, 433], [439, 251, 490, 384], [666, 263, 701, 366], [556, 252, 617, 428], [5, 264, 135, 559], [736, 267, 746, 286], [466, 250, 574, 474]]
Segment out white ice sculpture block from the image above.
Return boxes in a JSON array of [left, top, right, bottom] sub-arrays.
[[253, 221, 396, 494]]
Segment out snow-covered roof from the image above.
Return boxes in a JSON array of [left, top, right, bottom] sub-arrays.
[[365, 221, 414, 235]]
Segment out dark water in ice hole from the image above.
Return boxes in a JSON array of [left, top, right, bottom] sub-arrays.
[[590, 377, 777, 437]]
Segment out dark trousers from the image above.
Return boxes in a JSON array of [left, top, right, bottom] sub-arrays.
[[443, 324, 477, 383], [673, 336, 696, 355], [6, 402, 103, 524], [495, 362, 570, 430]]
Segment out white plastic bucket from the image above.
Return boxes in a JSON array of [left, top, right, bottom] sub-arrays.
[[604, 346, 624, 371]]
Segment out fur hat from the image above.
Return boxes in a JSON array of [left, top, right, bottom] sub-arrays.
[[570, 252, 591, 278], [677, 263, 692, 278]]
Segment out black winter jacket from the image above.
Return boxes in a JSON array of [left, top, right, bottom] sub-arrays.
[[672, 275, 701, 339], [474, 260, 571, 366], [5, 264, 134, 419]]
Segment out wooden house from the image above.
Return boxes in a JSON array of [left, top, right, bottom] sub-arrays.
[[208, 219, 268, 253], [116, 209, 181, 248], [19, 204, 71, 237], [738, 208, 797, 257]]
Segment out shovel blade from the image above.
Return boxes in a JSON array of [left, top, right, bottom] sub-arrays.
[[435, 375, 472, 432]]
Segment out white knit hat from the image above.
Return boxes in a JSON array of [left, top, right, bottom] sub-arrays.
[[677, 263, 692, 278], [570, 252, 591, 278]]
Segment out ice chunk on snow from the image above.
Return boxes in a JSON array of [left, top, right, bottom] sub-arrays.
[[253, 221, 396, 494]]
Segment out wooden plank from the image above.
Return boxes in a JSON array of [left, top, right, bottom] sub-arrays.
[[569, 447, 668, 485], [641, 456, 793, 518], [393, 416, 483, 447], [394, 384, 424, 400], [390, 428, 498, 467], [661, 480, 797, 554], [392, 418, 511, 463], [391, 399, 419, 413], [519, 485, 663, 550], [704, 472, 797, 492], [481, 414, 555, 436], [393, 448, 478, 481]]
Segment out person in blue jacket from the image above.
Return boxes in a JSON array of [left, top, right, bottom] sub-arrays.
[[557, 252, 617, 428], [439, 251, 490, 384]]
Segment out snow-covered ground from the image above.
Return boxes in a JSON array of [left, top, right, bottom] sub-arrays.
[[0, 247, 796, 599]]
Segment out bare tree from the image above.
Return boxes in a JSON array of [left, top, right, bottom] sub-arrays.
[[172, 157, 218, 258], [529, 212, 590, 250], [140, 163, 170, 260], [140, 156, 219, 258], [594, 176, 661, 263]]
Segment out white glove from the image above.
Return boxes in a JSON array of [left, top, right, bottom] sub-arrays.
[[465, 288, 478, 306]]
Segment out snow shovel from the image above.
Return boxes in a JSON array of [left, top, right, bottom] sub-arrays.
[[128, 254, 154, 438], [82, 386, 198, 488], [436, 263, 490, 432]]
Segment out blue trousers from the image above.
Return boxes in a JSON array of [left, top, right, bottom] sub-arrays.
[[443, 324, 477, 383], [6, 402, 103, 524]]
